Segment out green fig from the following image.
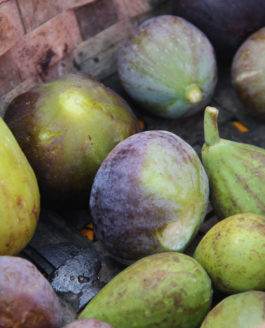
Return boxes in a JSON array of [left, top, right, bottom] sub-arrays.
[[194, 213, 265, 293], [200, 291, 265, 328], [117, 15, 217, 119], [0, 118, 40, 255], [4, 73, 139, 207], [80, 252, 213, 328], [201, 106, 265, 219]]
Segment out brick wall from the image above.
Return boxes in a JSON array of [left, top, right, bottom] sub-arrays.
[[0, 0, 170, 115]]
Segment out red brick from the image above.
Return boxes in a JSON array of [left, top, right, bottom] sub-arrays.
[[0, 0, 24, 56], [11, 10, 82, 80], [17, 0, 97, 32], [74, 0, 118, 40], [0, 49, 22, 97]]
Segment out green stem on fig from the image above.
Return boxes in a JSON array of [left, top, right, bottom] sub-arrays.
[[185, 84, 202, 104], [204, 106, 220, 146]]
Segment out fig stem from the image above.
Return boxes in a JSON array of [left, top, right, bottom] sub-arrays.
[[204, 106, 220, 146], [185, 84, 202, 104]]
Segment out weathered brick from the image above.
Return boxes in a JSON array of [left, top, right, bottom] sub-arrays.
[[0, 0, 24, 56], [0, 49, 22, 97], [74, 0, 118, 40], [11, 10, 82, 80]]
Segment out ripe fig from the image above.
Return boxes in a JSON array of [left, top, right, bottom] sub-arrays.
[[117, 15, 217, 119], [171, 0, 265, 61], [63, 319, 114, 328], [232, 27, 265, 119], [4, 73, 139, 207], [90, 130, 209, 263], [80, 252, 213, 328], [0, 256, 62, 328], [0, 117, 40, 255], [201, 291, 265, 328], [193, 213, 265, 293], [201, 106, 265, 219]]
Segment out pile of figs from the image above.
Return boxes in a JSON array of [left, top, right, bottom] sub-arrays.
[[1, 3, 265, 328]]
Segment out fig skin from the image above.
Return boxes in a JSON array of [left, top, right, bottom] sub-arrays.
[[232, 27, 265, 119], [80, 252, 213, 328], [0, 256, 62, 328], [0, 117, 40, 255], [90, 130, 209, 263], [194, 213, 265, 294], [4, 73, 139, 207], [200, 291, 265, 328], [171, 0, 265, 61], [202, 107, 265, 218], [62, 319, 114, 328], [117, 15, 217, 119]]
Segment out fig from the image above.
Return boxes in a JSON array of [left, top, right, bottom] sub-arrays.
[[80, 252, 213, 328], [201, 106, 265, 219], [171, 0, 265, 61], [117, 15, 217, 119], [0, 256, 62, 328], [90, 130, 209, 263], [232, 27, 265, 119], [201, 291, 265, 328], [4, 73, 139, 207], [63, 319, 114, 328], [0, 117, 40, 255], [193, 213, 265, 293]]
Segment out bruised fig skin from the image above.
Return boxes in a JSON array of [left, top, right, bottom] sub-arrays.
[[4, 73, 139, 207], [202, 106, 265, 219], [232, 27, 265, 119], [0, 256, 62, 328], [0, 117, 40, 255], [171, 0, 265, 61], [62, 319, 114, 328], [194, 213, 265, 294], [118, 15, 217, 119], [80, 252, 213, 328], [90, 130, 209, 263], [201, 291, 265, 328]]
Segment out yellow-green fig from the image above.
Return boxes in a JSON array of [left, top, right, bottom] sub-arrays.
[[202, 106, 265, 219], [200, 291, 265, 328], [80, 252, 213, 328], [0, 118, 40, 255], [194, 213, 265, 293]]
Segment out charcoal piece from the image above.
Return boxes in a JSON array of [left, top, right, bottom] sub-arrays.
[[50, 248, 102, 311]]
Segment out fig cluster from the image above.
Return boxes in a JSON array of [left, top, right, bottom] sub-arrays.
[[0, 4, 265, 328]]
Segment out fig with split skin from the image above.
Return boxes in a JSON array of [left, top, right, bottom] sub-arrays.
[[0, 256, 62, 328], [202, 106, 265, 219], [171, 0, 265, 61], [194, 213, 265, 294], [200, 291, 265, 328], [118, 15, 217, 119], [232, 27, 265, 119], [90, 130, 209, 263], [0, 117, 40, 255], [80, 252, 213, 328], [4, 73, 139, 207]]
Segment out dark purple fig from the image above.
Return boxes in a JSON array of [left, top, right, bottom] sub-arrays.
[[4, 73, 139, 207], [171, 0, 265, 61], [232, 27, 265, 119], [117, 15, 217, 119], [0, 256, 62, 328], [62, 319, 114, 328], [90, 130, 209, 263]]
